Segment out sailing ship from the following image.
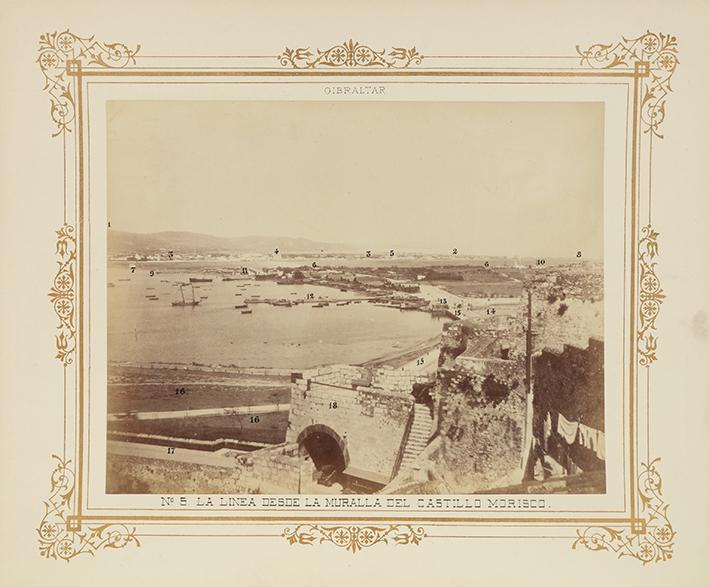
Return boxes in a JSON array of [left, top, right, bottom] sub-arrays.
[[172, 284, 200, 307]]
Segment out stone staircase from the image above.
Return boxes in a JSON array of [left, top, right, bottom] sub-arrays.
[[399, 404, 434, 470]]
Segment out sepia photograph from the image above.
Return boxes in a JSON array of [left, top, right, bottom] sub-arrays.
[[105, 99, 605, 495]]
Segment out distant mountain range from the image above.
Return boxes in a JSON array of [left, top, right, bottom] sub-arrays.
[[107, 230, 357, 255]]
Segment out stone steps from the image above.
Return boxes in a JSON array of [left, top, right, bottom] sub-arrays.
[[398, 404, 434, 471]]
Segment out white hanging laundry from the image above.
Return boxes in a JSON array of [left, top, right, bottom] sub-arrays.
[[597, 431, 605, 460], [557, 412, 579, 444]]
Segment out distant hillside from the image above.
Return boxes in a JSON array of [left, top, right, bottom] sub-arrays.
[[107, 230, 356, 255]]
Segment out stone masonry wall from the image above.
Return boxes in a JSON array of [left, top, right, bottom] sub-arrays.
[[233, 443, 314, 492], [106, 442, 312, 494], [431, 354, 527, 492], [287, 366, 414, 480]]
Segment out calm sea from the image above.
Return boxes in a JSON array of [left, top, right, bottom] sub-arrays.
[[107, 264, 446, 369]]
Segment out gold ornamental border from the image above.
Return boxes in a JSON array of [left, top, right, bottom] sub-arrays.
[[37, 31, 675, 563]]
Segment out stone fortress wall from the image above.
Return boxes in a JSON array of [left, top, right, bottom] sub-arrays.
[[287, 365, 434, 480]]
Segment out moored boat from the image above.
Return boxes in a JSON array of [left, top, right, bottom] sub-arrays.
[[172, 284, 200, 307]]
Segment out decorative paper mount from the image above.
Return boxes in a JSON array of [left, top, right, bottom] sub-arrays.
[[278, 39, 422, 69], [283, 524, 426, 553], [576, 31, 678, 138], [38, 31, 675, 563], [38, 455, 140, 561], [573, 459, 675, 564]]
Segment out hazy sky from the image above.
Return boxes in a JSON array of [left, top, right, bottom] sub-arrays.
[[107, 100, 604, 258]]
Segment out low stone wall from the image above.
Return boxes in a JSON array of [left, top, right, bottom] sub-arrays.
[[233, 443, 314, 493], [109, 360, 293, 377], [107, 430, 271, 452], [106, 442, 312, 494], [370, 366, 435, 394], [107, 454, 254, 494]]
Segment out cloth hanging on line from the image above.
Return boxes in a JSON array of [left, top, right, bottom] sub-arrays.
[[597, 431, 605, 460], [578, 423, 594, 450], [557, 412, 579, 444], [578, 423, 606, 461]]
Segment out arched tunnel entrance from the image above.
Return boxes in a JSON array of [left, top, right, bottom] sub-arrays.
[[297, 425, 348, 488]]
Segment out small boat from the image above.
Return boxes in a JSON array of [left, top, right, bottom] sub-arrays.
[[200, 296, 208, 299], [149, 297, 160, 301], [189, 277, 213, 283], [336, 301, 349, 306], [234, 304, 248, 309], [222, 277, 239, 281], [241, 310, 253, 314]]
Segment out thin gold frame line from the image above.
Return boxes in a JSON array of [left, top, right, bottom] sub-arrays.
[[90, 521, 620, 527], [86, 88, 93, 509], [87, 506, 631, 514], [71, 70, 635, 78], [76, 62, 85, 521], [74, 71, 639, 528], [85, 79, 629, 518], [77, 515, 636, 524], [132, 535, 577, 541], [75, 66, 622, 72], [84, 80, 632, 85], [133, 55, 582, 60], [628, 71, 640, 523], [622, 81, 630, 514]]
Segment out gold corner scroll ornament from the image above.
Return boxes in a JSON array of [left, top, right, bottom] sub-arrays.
[[37, 30, 139, 136], [283, 524, 426, 553], [638, 226, 666, 366], [279, 40, 422, 69], [573, 459, 675, 565], [48, 224, 76, 366], [576, 31, 678, 138], [38, 456, 140, 562]]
